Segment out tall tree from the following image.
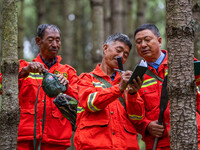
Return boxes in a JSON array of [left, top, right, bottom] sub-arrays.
[[90, 0, 104, 65], [34, 0, 46, 25], [110, 0, 123, 33], [193, 0, 200, 59], [60, 0, 74, 65], [46, 0, 58, 24], [166, 0, 198, 149], [18, 0, 24, 59], [103, 0, 111, 40], [135, 0, 147, 28], [0, 0, 20, 149], [123, 0, 140, 70]]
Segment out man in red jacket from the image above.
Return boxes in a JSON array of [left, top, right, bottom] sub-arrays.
[[74, 33, 145, 149], [133, 23, 200, 150], [17, 24, 78, 150]]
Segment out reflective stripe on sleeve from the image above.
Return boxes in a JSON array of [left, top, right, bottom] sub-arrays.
[[92, 82, 107, 89], [128, 114, 143, 120], [25, 72, 43, 80], [77, 106, 85, 113], [141, 78, 157, 88], [87, 92, 101, 112]]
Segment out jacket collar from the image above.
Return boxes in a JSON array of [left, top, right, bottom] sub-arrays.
[[147, 50, 167, 73], [33, 54, 62, 69], [91, 64, 121, 82]]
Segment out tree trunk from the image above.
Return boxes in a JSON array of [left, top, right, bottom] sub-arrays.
[[90, 0, 104, 65], [111, 0, 123, 33], [18, 0, 24, 59], [135, 0, 147, 28], [35, 0, 46, 25], [60, 0, 73, 65], [46, 0, 58, 24], [123, 0, 140, 70], [166, 0, 198, 149], [122, 0, 128, 35], [103, 0, 111, 40], [192, 0, 200, 59], [0, 0, 20, 149]]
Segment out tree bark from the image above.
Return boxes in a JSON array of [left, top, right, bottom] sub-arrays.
[[166, 0, 198, 149], [111, 0, 123, 33], [135, 0, 147, 28], [18, 0, 24, 59], [192, 0, 200, 59], [90, 0, 104, 65], [0, 0, 20, 149], [124, 0, 140, 70], [103, 0, 111, 40], [60, 0, 73, 65], [46, 0, 58, 24], [35, 0, 46, 25]]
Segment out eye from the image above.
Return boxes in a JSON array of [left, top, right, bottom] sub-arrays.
[[116, 48, 122, 53], [124, 52, 129, 59], [56, 39, 61, 43], [136, 40, 141, 44], [144, 37, 151, 42]]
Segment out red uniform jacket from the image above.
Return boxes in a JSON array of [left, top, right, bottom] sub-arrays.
[[17, 54, 78, 147], [74, 64, 144, 150], [134, 50, 200, 149]]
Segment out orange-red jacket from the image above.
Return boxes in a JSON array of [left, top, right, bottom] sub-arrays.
[[134, 50, 200, 149], [17, 54, 78, 147], [74, 64, 144, 150]]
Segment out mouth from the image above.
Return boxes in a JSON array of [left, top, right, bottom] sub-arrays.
[[49, 49, 58, 53], [141, 49, 150, 55]]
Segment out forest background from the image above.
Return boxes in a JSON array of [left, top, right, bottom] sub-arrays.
[[0, 0, 168, 75], [0, 0, 200, 150]]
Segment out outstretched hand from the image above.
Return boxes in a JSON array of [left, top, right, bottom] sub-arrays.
[[19, 62, 46, 78], [127, 76, 143, 94], [118, 70, 132, 92]]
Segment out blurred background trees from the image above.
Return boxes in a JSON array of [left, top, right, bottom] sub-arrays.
[[3, 0, 200, 149], [0, 0, 167, 75]]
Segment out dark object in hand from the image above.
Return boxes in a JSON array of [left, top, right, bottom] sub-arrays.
[[42, 71, 66, 97], [53, 93, 78, 131]]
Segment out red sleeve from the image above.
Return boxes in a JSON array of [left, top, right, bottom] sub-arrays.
[[196, 86, 200, 112], [78, 73, 122, 112], [0, 73, 2, 94], [64, 65, 79, 100], [126, 92, 144, 121]]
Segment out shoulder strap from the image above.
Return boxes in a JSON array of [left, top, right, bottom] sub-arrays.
[[145, 69, 164, 82], [90, 74, 126, 111]]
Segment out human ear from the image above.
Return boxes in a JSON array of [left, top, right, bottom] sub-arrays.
[[158, 37, 162, 47], [103, 44, 108, 54], [35, 36, 41, 47]]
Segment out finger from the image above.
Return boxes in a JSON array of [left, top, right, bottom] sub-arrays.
[[63, 79, 69, 86], [57, 74, 63, 80], [136, 76, 143, 87]]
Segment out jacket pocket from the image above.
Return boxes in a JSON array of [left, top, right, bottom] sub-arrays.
[[78, 120, 112, 149], [18, 109, 35, 136], [140, 86, 158, 111], [123, 124, 137, 135]]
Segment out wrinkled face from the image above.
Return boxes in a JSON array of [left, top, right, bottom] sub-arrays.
[[36, 27, 61, 62], [103, 41, 130, 69], [135, 29, 162, 62]]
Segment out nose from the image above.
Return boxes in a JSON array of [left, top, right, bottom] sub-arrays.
[[51, 40, 57, 47], [141, 40, 147, 48], [118, 52, 123, 58]]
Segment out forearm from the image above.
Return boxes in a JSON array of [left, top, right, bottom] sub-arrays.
[[18, 66, 30, 78]]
